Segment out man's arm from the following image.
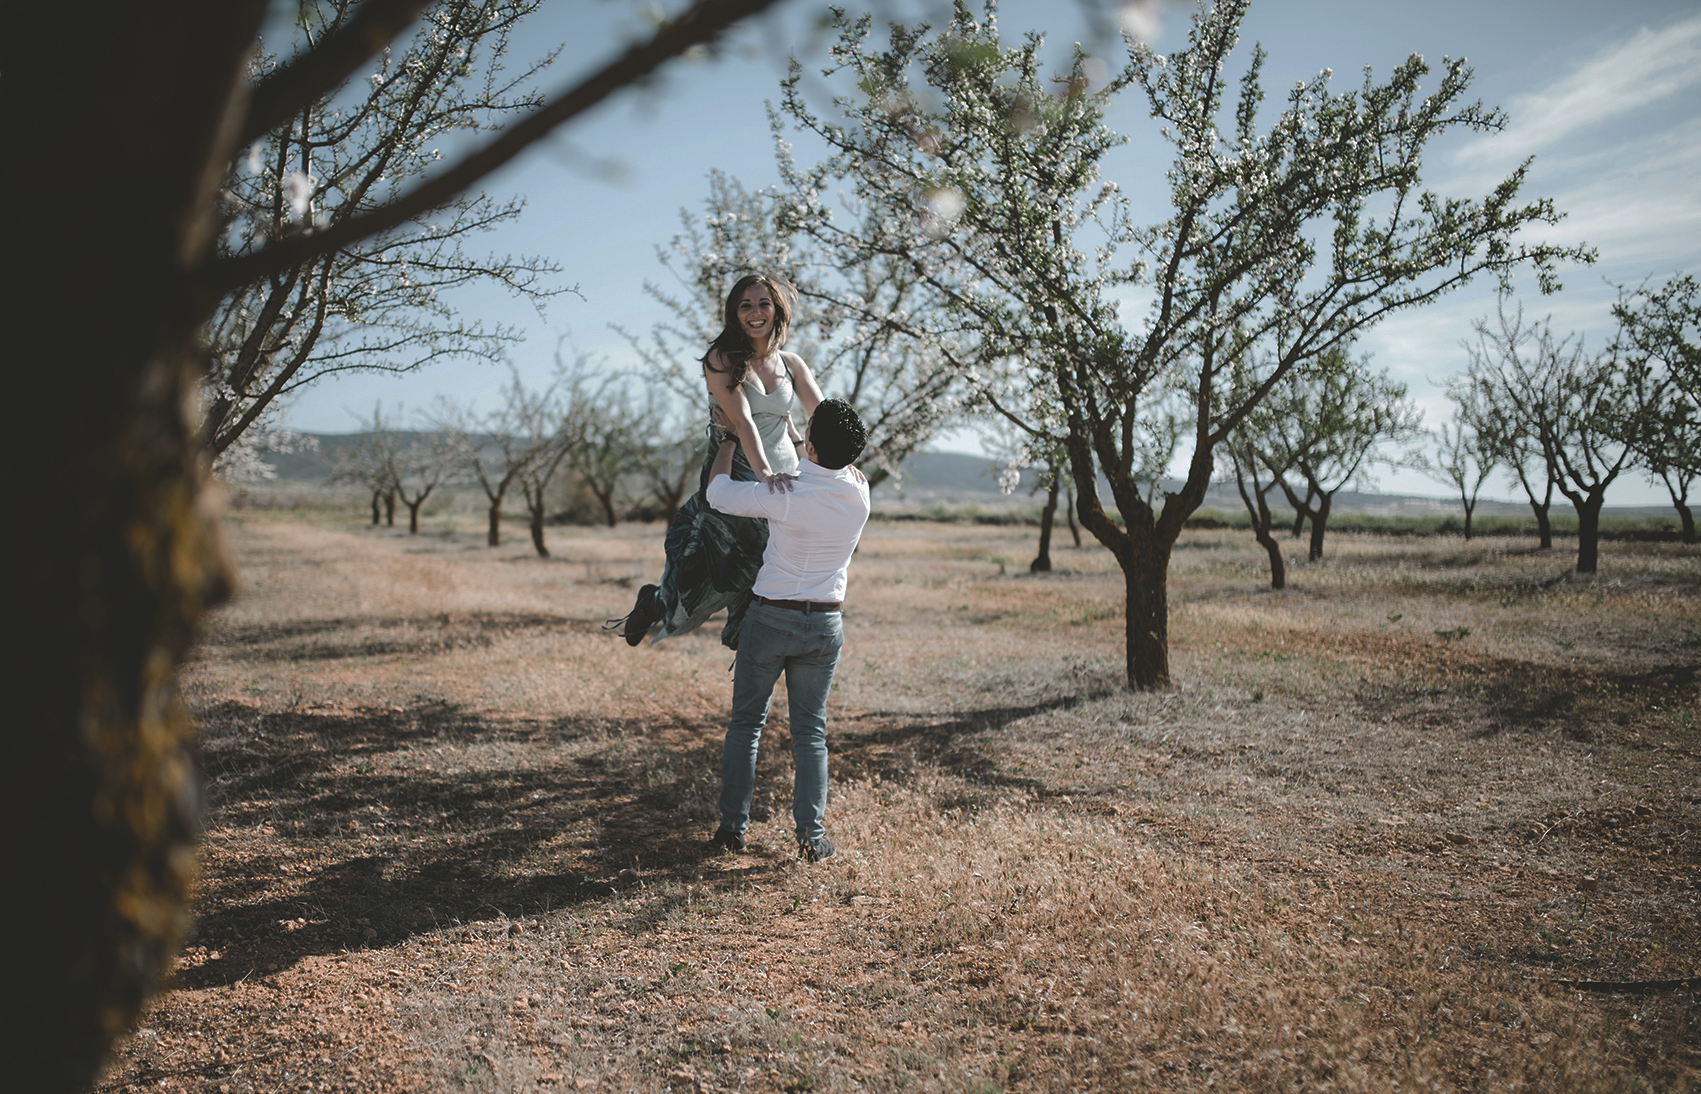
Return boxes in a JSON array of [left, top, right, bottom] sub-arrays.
[[705, 436, 786, 519], [709, 433, 738, 484]]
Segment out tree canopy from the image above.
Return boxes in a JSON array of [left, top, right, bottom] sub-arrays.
[[774, 0, 1590, 687]]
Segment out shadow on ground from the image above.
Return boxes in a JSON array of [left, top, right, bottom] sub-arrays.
[[179, 684, 1102, 988]]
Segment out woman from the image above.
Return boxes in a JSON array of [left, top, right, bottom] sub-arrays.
[[613, 273, 824, 649]]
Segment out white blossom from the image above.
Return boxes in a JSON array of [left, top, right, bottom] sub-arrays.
[[283, 170, 315, 220], [1119, 0, 1162, 41]]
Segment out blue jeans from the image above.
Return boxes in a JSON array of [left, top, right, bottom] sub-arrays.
[[719, 602, 844, 844]]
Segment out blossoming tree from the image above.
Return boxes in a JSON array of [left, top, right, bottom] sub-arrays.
[[776, 0, 1590, 688], [204, 0, 567, 463]]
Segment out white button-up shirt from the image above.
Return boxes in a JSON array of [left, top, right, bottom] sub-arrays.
[[705, 459, 871, 603]]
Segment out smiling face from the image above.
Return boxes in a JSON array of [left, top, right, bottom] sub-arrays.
[[737, 283, 777, 346]]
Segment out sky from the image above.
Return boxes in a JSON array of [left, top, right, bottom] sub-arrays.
[[279, 0, 1701, 507]]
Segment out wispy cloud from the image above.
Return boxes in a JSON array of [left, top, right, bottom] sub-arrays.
[[1454, 13, 1701, 166]]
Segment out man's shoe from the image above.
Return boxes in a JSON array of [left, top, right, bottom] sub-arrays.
[[709, 826, 745, 853], [798, 836, 835, 862], [620, 584, 659, 647]]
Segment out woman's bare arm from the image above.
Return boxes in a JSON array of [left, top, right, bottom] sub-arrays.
[[784, 352, 826, 419], [703, 356, 775, 481]]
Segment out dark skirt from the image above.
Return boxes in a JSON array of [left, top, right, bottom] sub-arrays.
[[651, 441, 769, 650]]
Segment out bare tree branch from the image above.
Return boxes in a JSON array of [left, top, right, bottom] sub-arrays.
[[239, 0, 434, 145], [209, 0, 786, 293]]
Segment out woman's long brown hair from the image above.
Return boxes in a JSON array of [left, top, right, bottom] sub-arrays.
[[702, 273, 796, 390]]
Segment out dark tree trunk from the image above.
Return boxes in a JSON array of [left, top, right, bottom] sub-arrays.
[[1531, 498, 1553, 549], [1064, 482, 1081, 546], [1031, 473, 1058, 572], [400, 483, 433, 535], [529, 503, 549, 557], [371, 489, 383, 525], [1462, 499, 1476, 541], [1663, 475, 1696, 543], [1307, 492, 1334, 561], [2, 3, 258, 1090], [1575, 496, 1604, 574], [1257, 523, 1287, 588], [1278, 478, 1316, 539], [487, 499, 503, 546], [597, 490, 619, 528], [384, 489, 397, 527], [1516, 473, 1555, 549], [1123, 536, 1173, 690]]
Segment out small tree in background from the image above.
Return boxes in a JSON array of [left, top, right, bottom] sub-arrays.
[[1453, 364, 1558, 549], [572, 382, 649, 528], [1628, 390, 1699, 543], [1464, 299, 1641, 574], [1613, 275, 1699, 542], [329, 406, 404, 526], [1421, 403, 1499, 541], [515, 362, 591, 557], [437, 364, 561, 547], [631, 391, 703, 523], [1222, 362, 1301, 588], [1237, 348, 1422, 561], [394, 434, 453, 534]]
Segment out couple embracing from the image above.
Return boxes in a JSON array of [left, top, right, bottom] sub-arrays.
[[611, 273, 869, 864]]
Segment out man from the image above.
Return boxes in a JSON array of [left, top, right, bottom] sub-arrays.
[[702, 399, 870, 862]]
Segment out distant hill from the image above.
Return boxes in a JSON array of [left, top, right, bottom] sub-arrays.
[[245, 433, 1672, 519]]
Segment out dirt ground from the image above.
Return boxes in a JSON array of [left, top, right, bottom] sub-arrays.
[[98, 510, 1699, 1092]]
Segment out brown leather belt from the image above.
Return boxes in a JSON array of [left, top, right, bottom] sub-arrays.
[[757, 596, 842, 613]]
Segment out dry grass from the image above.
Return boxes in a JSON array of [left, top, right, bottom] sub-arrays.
[[100, 511, 1699, 1093]]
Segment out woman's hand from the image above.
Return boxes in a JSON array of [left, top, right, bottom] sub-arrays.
[[761, 471, 797, 494], [708, 402, 736, 445]]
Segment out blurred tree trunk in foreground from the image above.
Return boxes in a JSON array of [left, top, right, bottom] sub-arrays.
[[0, 1, 784, 1089], [1, 6, 261, 1090]]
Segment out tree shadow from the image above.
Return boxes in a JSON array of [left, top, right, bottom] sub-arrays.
[[179, 683, 1116, 988], [179, 695, 812, 987], [196, 611, 597, 664], [831, 689, 1121, 797]]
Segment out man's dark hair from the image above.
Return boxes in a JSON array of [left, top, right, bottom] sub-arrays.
[[808, 399, 867, 470]]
